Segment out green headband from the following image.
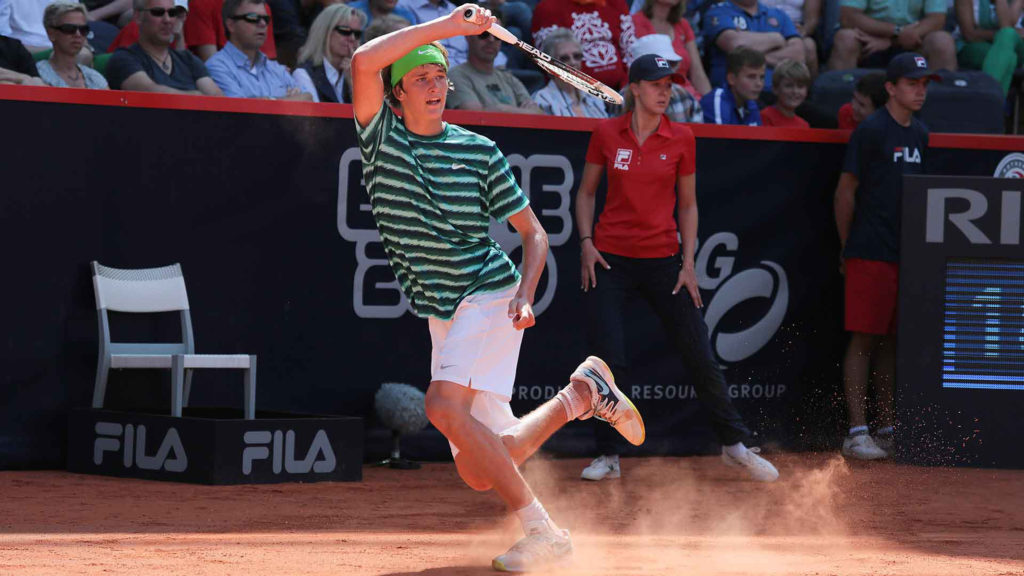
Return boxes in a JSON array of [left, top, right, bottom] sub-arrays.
[[390, 45, 447, 87]]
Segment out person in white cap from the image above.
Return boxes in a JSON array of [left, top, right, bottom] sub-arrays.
[[612, 33, 703, 122], [629, 0, 711, 97]]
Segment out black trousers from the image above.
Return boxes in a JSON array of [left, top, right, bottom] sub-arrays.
[[586, 252, 751, 452]]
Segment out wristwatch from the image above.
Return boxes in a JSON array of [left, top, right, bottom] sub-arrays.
[[893, 24, 903, 37]]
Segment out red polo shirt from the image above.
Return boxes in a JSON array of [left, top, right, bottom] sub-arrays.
[[584, 112, 696, 259]]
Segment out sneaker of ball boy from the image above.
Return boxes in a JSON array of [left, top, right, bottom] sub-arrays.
[[492, 523, 573, 572], [581, 454, 621, 481], [570, 356, 646, 446], [720, 446, 780, 482]]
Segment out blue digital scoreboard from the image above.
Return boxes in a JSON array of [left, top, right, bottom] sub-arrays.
[[942, 260, 1024, 391], [899, 176, 1023, 468]]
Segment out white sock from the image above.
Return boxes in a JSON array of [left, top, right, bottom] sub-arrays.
[[724, 442, 747, 459], [849, 425, 869, 437], [515, 498, 558, 535], [876, 425, 894, 436], [554, 383, 589, 421]]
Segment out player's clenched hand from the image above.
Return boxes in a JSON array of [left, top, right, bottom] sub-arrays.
[[451, 4, 496, 36], [508, 294, 536, 330], [580, 240, 610, 292], [673, 265, 703, 308]]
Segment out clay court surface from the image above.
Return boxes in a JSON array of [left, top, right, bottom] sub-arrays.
[[2, 453, 1022, 576]]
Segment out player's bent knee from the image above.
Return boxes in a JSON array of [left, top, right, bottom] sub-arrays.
[[454, 456, 493, 491]]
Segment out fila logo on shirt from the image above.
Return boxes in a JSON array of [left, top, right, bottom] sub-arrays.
[[614, 148, 633, 170], [893, 147, 922, 163]]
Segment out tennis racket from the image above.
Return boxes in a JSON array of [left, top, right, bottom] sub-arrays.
[[462, 7, 623, 105]]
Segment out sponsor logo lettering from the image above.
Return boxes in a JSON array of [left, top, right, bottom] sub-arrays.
[[93, 422, 187, 472], [242, 429, 337, 475], [925, 188, 1022, 245], [893, 147, 922, 163], [614, 148, 632, 170]]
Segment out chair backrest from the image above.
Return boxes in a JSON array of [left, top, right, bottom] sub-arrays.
[[92, 261, 194, 356], [92, 262, 190, 313]]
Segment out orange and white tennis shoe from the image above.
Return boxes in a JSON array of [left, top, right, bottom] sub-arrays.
[[570, 356, 646, 446]]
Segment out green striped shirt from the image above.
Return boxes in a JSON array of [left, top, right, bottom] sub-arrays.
[[355, 105, 530, 320]]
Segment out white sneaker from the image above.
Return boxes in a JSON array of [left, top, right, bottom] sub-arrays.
[[721, 446, 779, 482], [492, 524, 573, 572], [874, 433, 894, 455], [570, 356, 646, 446], [581, 454, 620, 481], [841, 434, 888, 460]]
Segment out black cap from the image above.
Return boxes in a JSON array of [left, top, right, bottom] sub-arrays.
[[886, 53, 940, 82], [629, 54, 675, 84]]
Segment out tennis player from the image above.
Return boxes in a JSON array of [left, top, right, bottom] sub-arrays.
[[575, 54, 779, 484], [350, 5, 645, 572]]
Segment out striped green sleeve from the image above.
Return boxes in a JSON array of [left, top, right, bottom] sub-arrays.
[[484, 145, 529, 222], [354, 104, 393, 166]]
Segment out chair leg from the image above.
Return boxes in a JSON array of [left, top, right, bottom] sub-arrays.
[[93, 358, 110, 409], [244, 356, 257, 420], [171, 354, 185, 418], [183, 369, 194, 407]]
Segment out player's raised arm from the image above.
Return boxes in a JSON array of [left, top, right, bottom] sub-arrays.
[[350, 4, 495, 127]]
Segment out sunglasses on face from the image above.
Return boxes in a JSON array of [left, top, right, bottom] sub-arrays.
[[230, 12, 271, 24], [51, 23, 91, 36], [333, 25, 363, 40], [145, 6, 187, 18], [478, 31, 500, 41]]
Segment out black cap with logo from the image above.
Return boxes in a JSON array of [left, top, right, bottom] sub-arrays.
[[629, 54, 675, 84], [886, 52, 941, 83]]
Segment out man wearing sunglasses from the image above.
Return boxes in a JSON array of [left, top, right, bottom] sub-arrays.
[[446, 27, 543, 113], [186, 0, 278, 61], [205, 0, 311, 99], [106, 0, 223, 95]]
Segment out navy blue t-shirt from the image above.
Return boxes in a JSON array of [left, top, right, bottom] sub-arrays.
[[842, 107, 930, 263]]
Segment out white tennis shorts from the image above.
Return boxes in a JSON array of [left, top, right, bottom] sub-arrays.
[[428, 283, 523, 457]]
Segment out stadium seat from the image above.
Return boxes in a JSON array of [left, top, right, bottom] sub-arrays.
[[919, 70, 1004, 134], [91, 261, 257, 419], [807, 68, 883, 121]]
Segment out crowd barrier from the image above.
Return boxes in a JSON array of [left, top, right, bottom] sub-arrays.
[[0, 86, 1020, 468]]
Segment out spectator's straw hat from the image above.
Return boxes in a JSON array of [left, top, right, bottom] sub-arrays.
[[627, 34, 681, 66]]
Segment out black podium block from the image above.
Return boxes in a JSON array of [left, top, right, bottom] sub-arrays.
[[68, 407, 363, 484]]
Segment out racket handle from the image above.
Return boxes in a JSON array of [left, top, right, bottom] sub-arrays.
[[462, 7, 518, 45]]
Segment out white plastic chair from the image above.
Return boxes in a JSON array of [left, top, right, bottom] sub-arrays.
[[91, 261, 256, 419]]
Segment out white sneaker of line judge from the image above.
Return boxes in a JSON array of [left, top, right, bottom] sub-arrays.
[[581, 454, 620, 481], [721, 446, 780, 482]]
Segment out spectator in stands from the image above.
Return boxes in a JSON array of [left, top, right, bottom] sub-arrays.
[[0, 32, 45, 84], [703, 0, 803, 91], [575, 52, 779, 485], [759, 0, 820, 76], [837, 70, 886, 128], [532, 27, 608, 117], [363, 13, 409, 42], [827, 0, 956, 71], [292, 3, 366, 103], [5, 0, 96, 67], [396, 0, 468, 65], [206, 0, 311, 99], [533, 0, 631, 89], [955, 0, 1024, 95], [37, 2, 109, 88], [761, 58, 809, 126], [107, 0, 188, 52], [86, 0, 133, 26], [700, 46, 763, 124], [629, 0, 711, 97], [833, 53, 935, 461], [613, 33, 703, 121], [105, 0, 223, 94], [348, 0, 415, 27], [447, 28, 542, 113], [265, 0, 305, 67], [186, 0, 278, 60]]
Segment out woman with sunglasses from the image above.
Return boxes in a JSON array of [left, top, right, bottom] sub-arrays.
[[292, 3, 367, 103], [530, 27, 607, 118], [37, 2, 108, 89]]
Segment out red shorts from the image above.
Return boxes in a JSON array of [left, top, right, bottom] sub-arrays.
[[844, 258, 899, 335]]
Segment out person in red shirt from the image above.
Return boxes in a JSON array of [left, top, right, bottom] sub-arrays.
[[574, 54, 780, 484], [629, 0, 711, 98], [761, 58, 811, 127], [185, 0, 277, 60], [837, 71, 887, 129], [109, 0, 189, 51], [532, 0, 630, 89]]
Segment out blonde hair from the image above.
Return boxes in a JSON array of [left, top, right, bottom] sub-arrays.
[[43, 2, 88, 28], [298, 4, 368, 67], [772, 59, 811, 88], [364, 14, 410, 42]]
